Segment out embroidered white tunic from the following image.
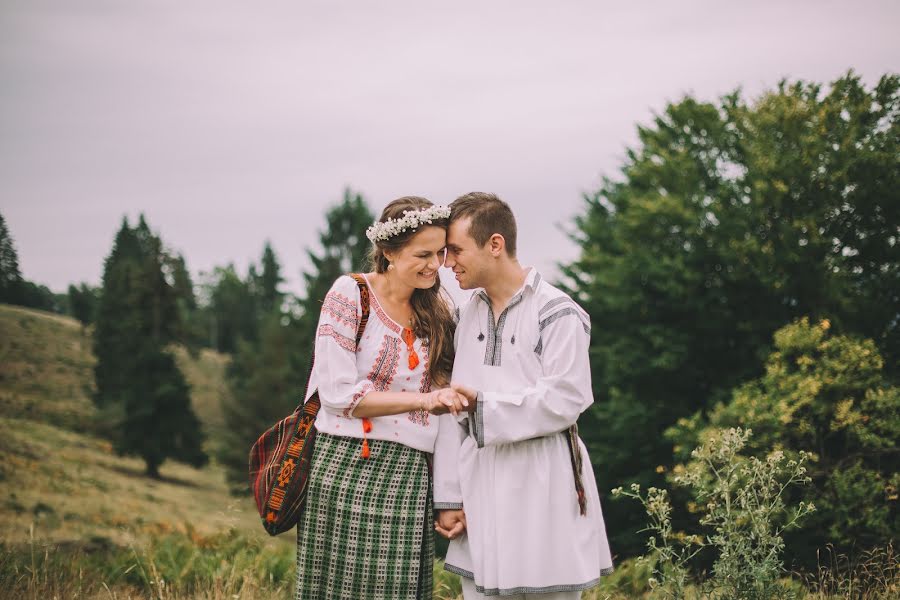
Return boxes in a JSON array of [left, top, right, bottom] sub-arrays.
[[306, 274, 438, 453], [434, 268, 614, 596]]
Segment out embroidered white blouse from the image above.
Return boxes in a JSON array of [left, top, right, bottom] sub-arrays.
[[434, 268, 614, 595], [306, 274, 439, 453]]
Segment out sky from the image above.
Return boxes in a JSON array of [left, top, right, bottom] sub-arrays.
[[2, 0, 898, 300]]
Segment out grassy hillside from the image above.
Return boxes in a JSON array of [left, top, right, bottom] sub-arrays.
[[0, 304, 273, 547]]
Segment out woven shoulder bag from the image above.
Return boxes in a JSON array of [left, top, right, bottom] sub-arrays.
[[249, 273, 370, 535]]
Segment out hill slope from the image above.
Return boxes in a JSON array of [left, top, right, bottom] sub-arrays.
[[0, 304, 276, 548]]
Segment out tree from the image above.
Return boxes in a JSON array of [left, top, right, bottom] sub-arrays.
[[165, 252, 204, 350], [561, 73, 899, 555], [203, 264, 258, 353], [68, 283, 99, 328], [0, 212, 24, 304], [667, 318, 898, 566], [218, 188, 374, 490], [256, 241, 284, 315], [93, 215, 207, 476]]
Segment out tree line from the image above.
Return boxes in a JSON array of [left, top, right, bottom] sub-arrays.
[[1, 72, 896, 567]]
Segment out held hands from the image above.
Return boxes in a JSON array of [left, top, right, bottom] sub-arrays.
[[435, 509, 467, 540], [423, 388, 469, 416], [450, 383, 478, 409]]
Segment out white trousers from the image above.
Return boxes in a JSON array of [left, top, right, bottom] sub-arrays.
[[461, 578, 582, 600]]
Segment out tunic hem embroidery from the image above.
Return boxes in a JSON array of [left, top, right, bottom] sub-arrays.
[[443, 563, 609, 596]]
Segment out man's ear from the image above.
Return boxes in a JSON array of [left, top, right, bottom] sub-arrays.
[[488, 233, 506, 258]]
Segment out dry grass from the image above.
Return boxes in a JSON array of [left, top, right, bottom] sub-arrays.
[[0, 303, 284, 548]]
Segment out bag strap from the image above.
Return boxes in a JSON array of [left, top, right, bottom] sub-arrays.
[[300, 273, 371, 407], [347, 273, 371, 347]]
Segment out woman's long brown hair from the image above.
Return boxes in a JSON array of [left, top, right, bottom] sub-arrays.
[[368, 197, 455, 387]]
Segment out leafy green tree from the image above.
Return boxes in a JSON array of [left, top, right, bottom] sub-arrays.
[[667, 318, 898, 566], [562, 73, 899, 555], [218, 188, 374, 490], [0, 212, 24, 304], [93, 215, 207, 476]]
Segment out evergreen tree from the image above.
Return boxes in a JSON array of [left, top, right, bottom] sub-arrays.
[[68, 283, 99, 328], [218, 188, 374, 490], [204, 264, 258, 353], [562, 73, 899, 555], [257, 241, 284, 315], [165, 253, 203, 350], [0, 212, 24, 304], [93, 215, 207, 476]]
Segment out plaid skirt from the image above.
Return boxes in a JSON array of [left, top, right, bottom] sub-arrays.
[[295, 432, 434, 600]]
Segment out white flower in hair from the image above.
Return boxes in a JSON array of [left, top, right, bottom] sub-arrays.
[[365, 205, 451, 243]]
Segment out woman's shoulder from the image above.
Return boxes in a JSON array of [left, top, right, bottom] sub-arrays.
[[323, 274, 367, 308]]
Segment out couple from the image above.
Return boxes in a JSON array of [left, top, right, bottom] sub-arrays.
[[295, 193, 613, 600]]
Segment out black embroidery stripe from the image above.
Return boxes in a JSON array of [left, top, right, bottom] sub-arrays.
[[483, 291, 526, 367], [538, 307, 590, 334], [538, 296, 572, 318]]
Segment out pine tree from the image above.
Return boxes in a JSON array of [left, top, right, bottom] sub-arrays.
[[257, 241, 284, 315], [93, 215, 208, 476], [218, 188, 374, 490], [0, 212, 24, 304], [68, 283, 99, 328]]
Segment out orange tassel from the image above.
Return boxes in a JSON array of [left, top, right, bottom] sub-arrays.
[[361, 417, 372, 458], [403, 328, 420, 370]]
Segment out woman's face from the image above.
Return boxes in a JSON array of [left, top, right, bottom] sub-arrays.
[[384, 225, 447, 290]]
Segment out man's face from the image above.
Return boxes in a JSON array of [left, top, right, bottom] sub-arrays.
[[444, 216, 491, 290]]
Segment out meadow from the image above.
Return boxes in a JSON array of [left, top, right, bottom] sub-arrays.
[[0, 304, 896, 599]]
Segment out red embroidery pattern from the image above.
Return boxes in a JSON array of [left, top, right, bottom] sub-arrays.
[[322, 291, 358, 329], [409, 343, 431, 426], [317, 324, 356, 353], [371, 298, 402, 334], [344, 381, 373, 417], [369, 336, 401, 391]]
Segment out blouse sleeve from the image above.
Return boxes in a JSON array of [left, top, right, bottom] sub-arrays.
[[311, 275, 374, 416]]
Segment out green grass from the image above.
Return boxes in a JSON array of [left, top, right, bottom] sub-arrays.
[[4, 304, 893, 599]]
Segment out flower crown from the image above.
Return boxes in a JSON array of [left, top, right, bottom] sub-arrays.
[[365, 205, 451, 243]]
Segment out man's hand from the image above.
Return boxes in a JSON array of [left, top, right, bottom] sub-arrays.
[[450, 383, 478, 413], [435, 509, 467, 540]]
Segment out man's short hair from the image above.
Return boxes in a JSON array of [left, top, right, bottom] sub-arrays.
[[449, 192, 517, 257]]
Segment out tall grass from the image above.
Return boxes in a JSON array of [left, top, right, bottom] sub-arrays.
[[0, 525, 295, 600]]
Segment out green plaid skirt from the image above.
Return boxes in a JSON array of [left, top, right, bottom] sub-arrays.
[[295, 432, 434, 600]]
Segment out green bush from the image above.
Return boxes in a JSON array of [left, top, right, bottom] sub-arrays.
[[667, 319, 899, 565], [614, 427, 814, 600]]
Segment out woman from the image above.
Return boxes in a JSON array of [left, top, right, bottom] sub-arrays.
[[295, 196, 462, 600]]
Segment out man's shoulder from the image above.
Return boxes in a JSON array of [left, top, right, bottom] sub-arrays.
[[531, 281, 591, 333]]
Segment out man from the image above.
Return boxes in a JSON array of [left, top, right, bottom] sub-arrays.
[[434, 192, 613, 600]]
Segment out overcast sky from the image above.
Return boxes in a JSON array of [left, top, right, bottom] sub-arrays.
[[2, 0, 898, 299]]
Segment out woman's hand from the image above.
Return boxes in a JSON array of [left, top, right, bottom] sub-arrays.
[[422, 388, 468, 415]]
